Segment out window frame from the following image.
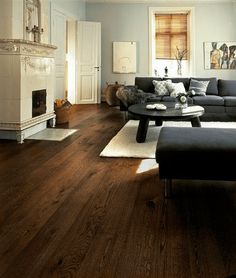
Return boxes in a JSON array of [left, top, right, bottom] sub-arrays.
[[149, 7, 195, 77]]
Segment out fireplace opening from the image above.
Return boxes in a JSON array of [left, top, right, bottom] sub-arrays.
[[32, 89, 46, 117]]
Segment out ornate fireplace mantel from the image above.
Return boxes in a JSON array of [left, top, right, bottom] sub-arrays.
[[0, 39, 56, 55], [0, 39, 57, 143]]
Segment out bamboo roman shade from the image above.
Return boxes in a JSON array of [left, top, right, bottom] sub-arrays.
[[155, 13, 188, 60]]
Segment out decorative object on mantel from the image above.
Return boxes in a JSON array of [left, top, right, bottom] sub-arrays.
[[204, 42, 236, 69], [104, 81, 124, 106], [26, 25, 44, 43], [25, 0, 43, 43], [175, 46, 188, 76]]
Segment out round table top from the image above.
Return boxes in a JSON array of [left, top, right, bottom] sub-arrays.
[[128, 102, 205, 120]]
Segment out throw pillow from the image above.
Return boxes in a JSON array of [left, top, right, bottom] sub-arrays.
[[166, 82, 186, 97], [152, 80, 172, 96], [116, 86, 155, 107], [125, 89, 150, 105], [188, 79, 210, 96]]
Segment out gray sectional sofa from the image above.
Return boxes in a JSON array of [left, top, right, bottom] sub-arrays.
[[119, 77, 236, 121]]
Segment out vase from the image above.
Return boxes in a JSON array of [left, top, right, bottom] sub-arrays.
[[175, 95, 188, 109], [177, 62, 182, 76], [175, 102, 188, 109]]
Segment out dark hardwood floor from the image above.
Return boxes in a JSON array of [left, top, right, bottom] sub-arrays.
[[1, 104, 236, 278]]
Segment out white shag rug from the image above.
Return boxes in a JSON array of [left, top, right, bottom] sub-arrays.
[[100, 120, 236, 158], [27, 128, 78, 141]]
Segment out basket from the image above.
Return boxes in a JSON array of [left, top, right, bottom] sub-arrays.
[[54, 99, 72, 124], [104, 82, 123, 106]]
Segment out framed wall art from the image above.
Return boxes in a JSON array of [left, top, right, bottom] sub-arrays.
[[204, 42, 236, 70], [113, 42, 136, 73]]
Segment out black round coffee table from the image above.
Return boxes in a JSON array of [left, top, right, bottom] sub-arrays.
[[128, 102, 205, 143]]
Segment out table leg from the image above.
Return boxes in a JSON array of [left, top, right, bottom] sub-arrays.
[[165, 179, 172, 198], [136, 118, 149, 143], [191, 117, 201, 127], [155, 119, 163, 126]]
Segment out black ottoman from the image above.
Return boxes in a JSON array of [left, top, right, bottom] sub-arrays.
[[156, 127, 236, 197]]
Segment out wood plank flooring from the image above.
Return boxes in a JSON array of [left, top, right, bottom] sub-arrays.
[[1, 104, 236, 278]]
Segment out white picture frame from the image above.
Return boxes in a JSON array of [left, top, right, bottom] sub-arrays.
[[113, 42, 137, 73]]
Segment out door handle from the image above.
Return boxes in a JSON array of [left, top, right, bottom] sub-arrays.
[[94, 66, 100, 71]]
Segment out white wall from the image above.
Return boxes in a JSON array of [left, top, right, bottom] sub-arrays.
[[0, 0, 23, 39], [86, 2, 236, 90], [87, 3, 148, 88], [50, 0, 86, 20], [194, 3, 236, 79], [0, 0, 85, 42], [234, 2, 236, 26], [0, 0, 50, 43]]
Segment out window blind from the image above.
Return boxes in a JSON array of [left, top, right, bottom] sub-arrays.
[[155, 14, 188, 60]]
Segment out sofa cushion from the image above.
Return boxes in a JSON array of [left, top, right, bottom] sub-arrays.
[[152, 80, 171, 95], [225, 106, 236, 114], [200, 113, 232, 122], [188, 79, 209, 96], [187, 97, 194, 105], [191, 77, 218, 95], [222, 96, 236, 107], [135, 77, 162, 93], [147, 96, 186, 102], [147, 95, 193, 104], [146, 96, 162, 102], [225, 107, 236, 114], [202, 106, 225, 113], [166, 82, 186, 97], [161, 96, 177, 102], [218, 80, 236, 96], [163, 77, 190, 91], [192, 95, 224, 106]]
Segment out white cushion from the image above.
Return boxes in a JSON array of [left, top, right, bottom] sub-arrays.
[[166, 82, 186, 97], [152, 80, 172, 96]]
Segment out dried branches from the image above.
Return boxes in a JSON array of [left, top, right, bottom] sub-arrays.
[[175, 46, 188, 63], [175, 46, 188, 75]]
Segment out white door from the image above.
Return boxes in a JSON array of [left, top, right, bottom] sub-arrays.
[[51, 7, 66, 100], [77, 21, 101, 104]]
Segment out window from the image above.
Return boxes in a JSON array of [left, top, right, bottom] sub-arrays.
[[155, 14, 187, 60], [149, 7, 195, 77]]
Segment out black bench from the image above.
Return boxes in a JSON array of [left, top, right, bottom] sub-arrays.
[[156, 127, 236, 198]]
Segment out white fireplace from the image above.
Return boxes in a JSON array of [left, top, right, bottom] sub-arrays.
[[0, 39, 56, 143]]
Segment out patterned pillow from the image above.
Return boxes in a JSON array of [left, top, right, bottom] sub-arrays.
[[166, 82, 186, 97], [152, 80, 172, 96], [189, 79, 210, 96]]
